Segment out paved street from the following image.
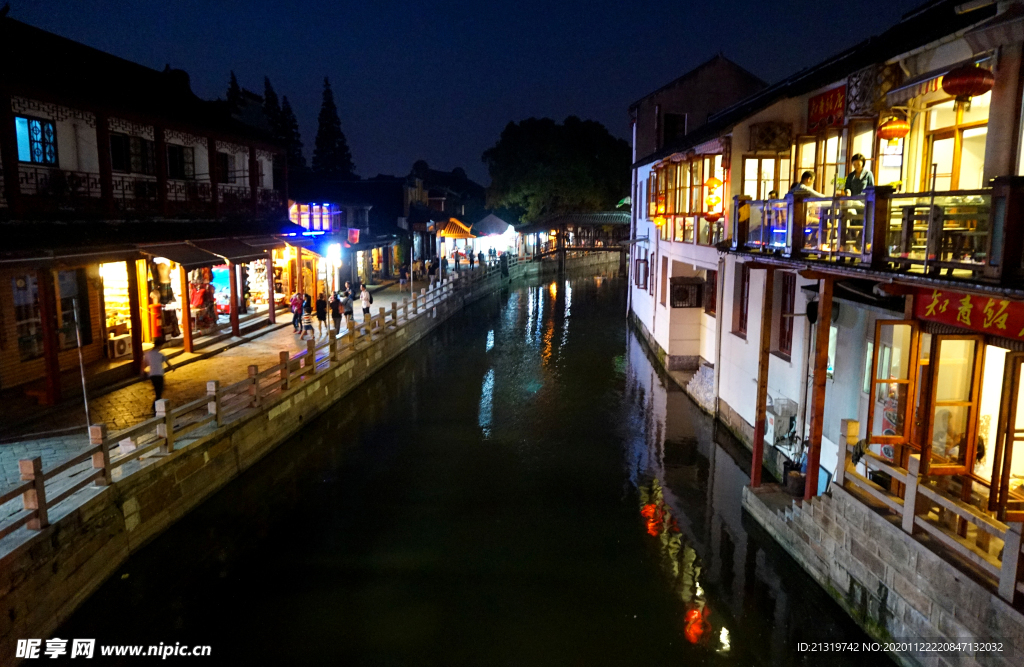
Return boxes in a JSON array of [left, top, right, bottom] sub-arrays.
[[0, 280, 431, 488]]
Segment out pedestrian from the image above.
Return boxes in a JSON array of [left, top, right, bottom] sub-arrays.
[[315, 292, 328, 336], [300, 305, 315, 340], [468, 251, 475, 270], [141, 338, 172, 414], [360, 284, 372, 321], [400, 264, 408, 287], [440, 256, 448, 279], [290, 292, 302, 333], [478, 251, 485, 268], [342, 293, 354, 328], [427, 260, 437, 280], [329, 292, 342, 335]]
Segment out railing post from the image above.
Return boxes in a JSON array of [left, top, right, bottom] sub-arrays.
[[391, 301, 398, 326], [155, 399, 174, 454], [89, 424, 111, 486], [345, 323, 355, 350], [207, 380, 222, 427], [787, 194, 806, 258], [412, 292, 419, 315], [836, 419, 858, 488], [903, 454, 921, 534], [305, 340, 317, 375], [999, 521, 1023, 602], [867, 186, 893, 268], [279, 351, 290, 390], [248, 364, 260, 406], [402, 296, 410, 320], [925, 204, 944, 273], [19, 457, 48, 530], [329, 333, 338, 360]]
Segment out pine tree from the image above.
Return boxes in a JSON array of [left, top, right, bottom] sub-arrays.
[[280, 96, 306, 173], [312, 77, 355, 178], [263, 77, 282, 137], [226, 71, 242, 113]]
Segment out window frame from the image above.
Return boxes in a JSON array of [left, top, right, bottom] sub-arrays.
[[778, 272, 796, 358], [732, 263, 750, 338], [921, 95, 989, 191], [704, 269, 717, 316], [15, 115, 58, 166]]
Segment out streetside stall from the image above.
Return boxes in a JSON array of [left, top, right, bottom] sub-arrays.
[[136, 243, 222, 353], [191, 239, 273, 336]]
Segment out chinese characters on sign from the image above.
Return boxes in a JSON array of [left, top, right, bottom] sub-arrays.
[[915, 288, 1024, 338], [807, 85, 847, 133]]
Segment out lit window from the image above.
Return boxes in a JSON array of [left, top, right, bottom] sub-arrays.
[[15, 116, 57, 165], [827, 325, 839, 378]]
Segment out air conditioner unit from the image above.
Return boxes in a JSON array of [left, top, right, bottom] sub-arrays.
[[108, 334, 132, 359]]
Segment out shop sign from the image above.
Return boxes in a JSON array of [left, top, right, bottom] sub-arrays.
[[807, 85, 846, 132], [915, 287, 1024, 339]]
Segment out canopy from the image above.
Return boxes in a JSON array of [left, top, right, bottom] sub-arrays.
[[471, 213, 512, 237], [240, 235, 289, 251], [437, 218, 476, 239], [192, 238, 268, 264], [138, 243, 221, 270]]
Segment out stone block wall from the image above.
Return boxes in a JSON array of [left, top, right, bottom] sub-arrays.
[[743, 485, 1024, 667], [0, 267, 517, 662]]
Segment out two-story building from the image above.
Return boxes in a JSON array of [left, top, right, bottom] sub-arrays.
[[631, 0, 1024, 653], [0, 17, 296, 406]]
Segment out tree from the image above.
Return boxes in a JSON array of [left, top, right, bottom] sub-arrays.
[[482, 116, 630, 222], [279, 95, 306, 173], [263, 77, 282, 136], [226, 71, 242, 113], [312, 77, 355, 178]]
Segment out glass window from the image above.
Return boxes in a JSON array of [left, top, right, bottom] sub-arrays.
[[743, 158, 759, 199], [975, 345, 1007, 481], [827, 325, 839, 378], [820, 128, 846, 195], [923, 91, 989, 191], [959, 127, 987, 190], [878, 138, 905, 189], [676, 162, 689, 213], [11, 274, 43, 361], [928, 100, 957, 130], [56, 269, 92, 351], [15, 116, 58, 165], [863, 341, 874, 394], [930, 338, 979, 466], [167, 145, 195, 180], [665, 164, 676, 215], [869, 322, 917, 440]]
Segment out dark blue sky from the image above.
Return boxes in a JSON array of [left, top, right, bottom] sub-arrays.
[[15, 0, 924, 183]]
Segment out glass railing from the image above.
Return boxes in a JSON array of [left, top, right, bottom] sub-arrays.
[[741, 199, 789, 250], [802, 195, 868, 259], [885, 190, 991, 276]]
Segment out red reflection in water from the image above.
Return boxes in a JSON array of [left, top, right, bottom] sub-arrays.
[[683, 607, 711, 644], [640, 503, 663, 536]]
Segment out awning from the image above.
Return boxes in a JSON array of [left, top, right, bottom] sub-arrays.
[[240, 235, 288, 251], [437, 219, 476, 239], [692, 137, 724, 155], [191, 238, 269, 264], [965, 4, 1024, 54], [138, 243, 222, 270], [886, 55, 992, 107]]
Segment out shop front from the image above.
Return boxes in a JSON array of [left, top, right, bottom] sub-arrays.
[[864, 287, 1024, 522]]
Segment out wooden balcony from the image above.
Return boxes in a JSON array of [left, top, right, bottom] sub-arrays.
[[733, 177, 1024, 287]]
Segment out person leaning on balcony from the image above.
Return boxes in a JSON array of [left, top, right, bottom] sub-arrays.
[[788, 171, 827, 198], [844, 153, 875, 196]]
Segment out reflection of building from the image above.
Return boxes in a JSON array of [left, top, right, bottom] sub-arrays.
[[627, 0, 1024, 649], [0, 17, 295, 405]]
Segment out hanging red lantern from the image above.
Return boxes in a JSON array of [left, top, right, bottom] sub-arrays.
[[941, 64, 994, 111], [877, 116, 910, 146]]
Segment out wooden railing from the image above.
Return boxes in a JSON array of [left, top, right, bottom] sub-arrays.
[[835, 419, 1024, 602], [0, 265, 513, 544]]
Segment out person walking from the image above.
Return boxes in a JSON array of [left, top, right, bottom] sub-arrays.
[[360, 284, 372, 322], [329, 292, 342, 335], [290, 292, 302, 333], [315, 292, 328, 337], [478, 250, 485, 268], [342, 292, 354, 329], [468, 251, 475, 270], [400, 264, 409, 287], [141, 338, 172, 414], [300, 305, 315, 340]]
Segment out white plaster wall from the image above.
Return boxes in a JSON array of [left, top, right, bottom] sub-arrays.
[[259, 157, 274, 188]]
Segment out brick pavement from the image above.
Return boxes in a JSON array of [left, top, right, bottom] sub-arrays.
[[0, 280, 432, 488]]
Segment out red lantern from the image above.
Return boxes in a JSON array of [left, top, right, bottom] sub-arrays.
[[877, 116, 910, 146], [941, 64, 994, 111]]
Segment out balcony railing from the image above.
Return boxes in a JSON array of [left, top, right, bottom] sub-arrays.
[[733, 180, 1021, 284], [112, 173, 159, 212], [19, 165, 102, 199]]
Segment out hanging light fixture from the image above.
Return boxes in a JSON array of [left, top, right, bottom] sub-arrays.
[[877, 116, 910, 146], [941, 63, 994, 113], [704, 176, 723, 221]]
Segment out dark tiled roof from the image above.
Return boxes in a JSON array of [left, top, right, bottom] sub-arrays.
[[518, 211, 630, 233], [0, 17, 277, 146], [628, 53, 768, 111], [634, 0, 998, 168]]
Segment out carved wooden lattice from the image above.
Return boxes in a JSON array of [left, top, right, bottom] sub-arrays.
[[847, 64, 904, 117], [11, 97, 96, 128], [748, 122, 792, 153]]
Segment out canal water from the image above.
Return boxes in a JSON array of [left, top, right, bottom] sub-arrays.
[[59, 271, 883, 665]]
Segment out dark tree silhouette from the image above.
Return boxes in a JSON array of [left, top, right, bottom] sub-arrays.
[[312, 77, 355, 178], [280, 95, 306, 173], [226, 71, 242, 112], [482, 116, 630, 222], [263, 77, 281, 136]]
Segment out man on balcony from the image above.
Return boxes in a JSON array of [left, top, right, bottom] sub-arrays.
[[844, 153, 874, 196], [788, 171, 827, 198]]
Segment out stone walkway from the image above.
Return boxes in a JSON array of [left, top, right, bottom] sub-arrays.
[[0, 280, 430, 488]]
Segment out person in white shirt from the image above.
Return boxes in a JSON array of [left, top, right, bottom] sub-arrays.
[[141, 338, 172, 413], [360, 286, 372, 321], [788, 170, 827, 198]]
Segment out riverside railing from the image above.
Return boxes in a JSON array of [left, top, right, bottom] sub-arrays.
[[0, 260, 516, 544], [834, 419, 1024, 603]]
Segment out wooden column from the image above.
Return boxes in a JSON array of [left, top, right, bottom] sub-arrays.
[[154, 126, 169, 216], [750, 266, 774, 487], [179, 264, 194, 353], [126, 259, 144, 374], [36, 269, 62, 405], [229, 262, 240, 337], [0, 88, 21, 216], [94, 111, 115, 216], [248, 144, 259, 213], [207, 137, 220, 218], [805, 276, 834, 500], [266, 249, 276, 324]]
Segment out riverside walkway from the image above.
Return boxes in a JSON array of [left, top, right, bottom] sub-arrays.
[[0, 280, 432, 488]]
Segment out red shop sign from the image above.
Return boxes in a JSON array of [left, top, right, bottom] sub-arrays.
[[914, 287, 1024, 339], [807, 85, 846, 133]]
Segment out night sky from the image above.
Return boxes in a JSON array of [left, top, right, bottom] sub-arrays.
[[15, 0, 925, 183]]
